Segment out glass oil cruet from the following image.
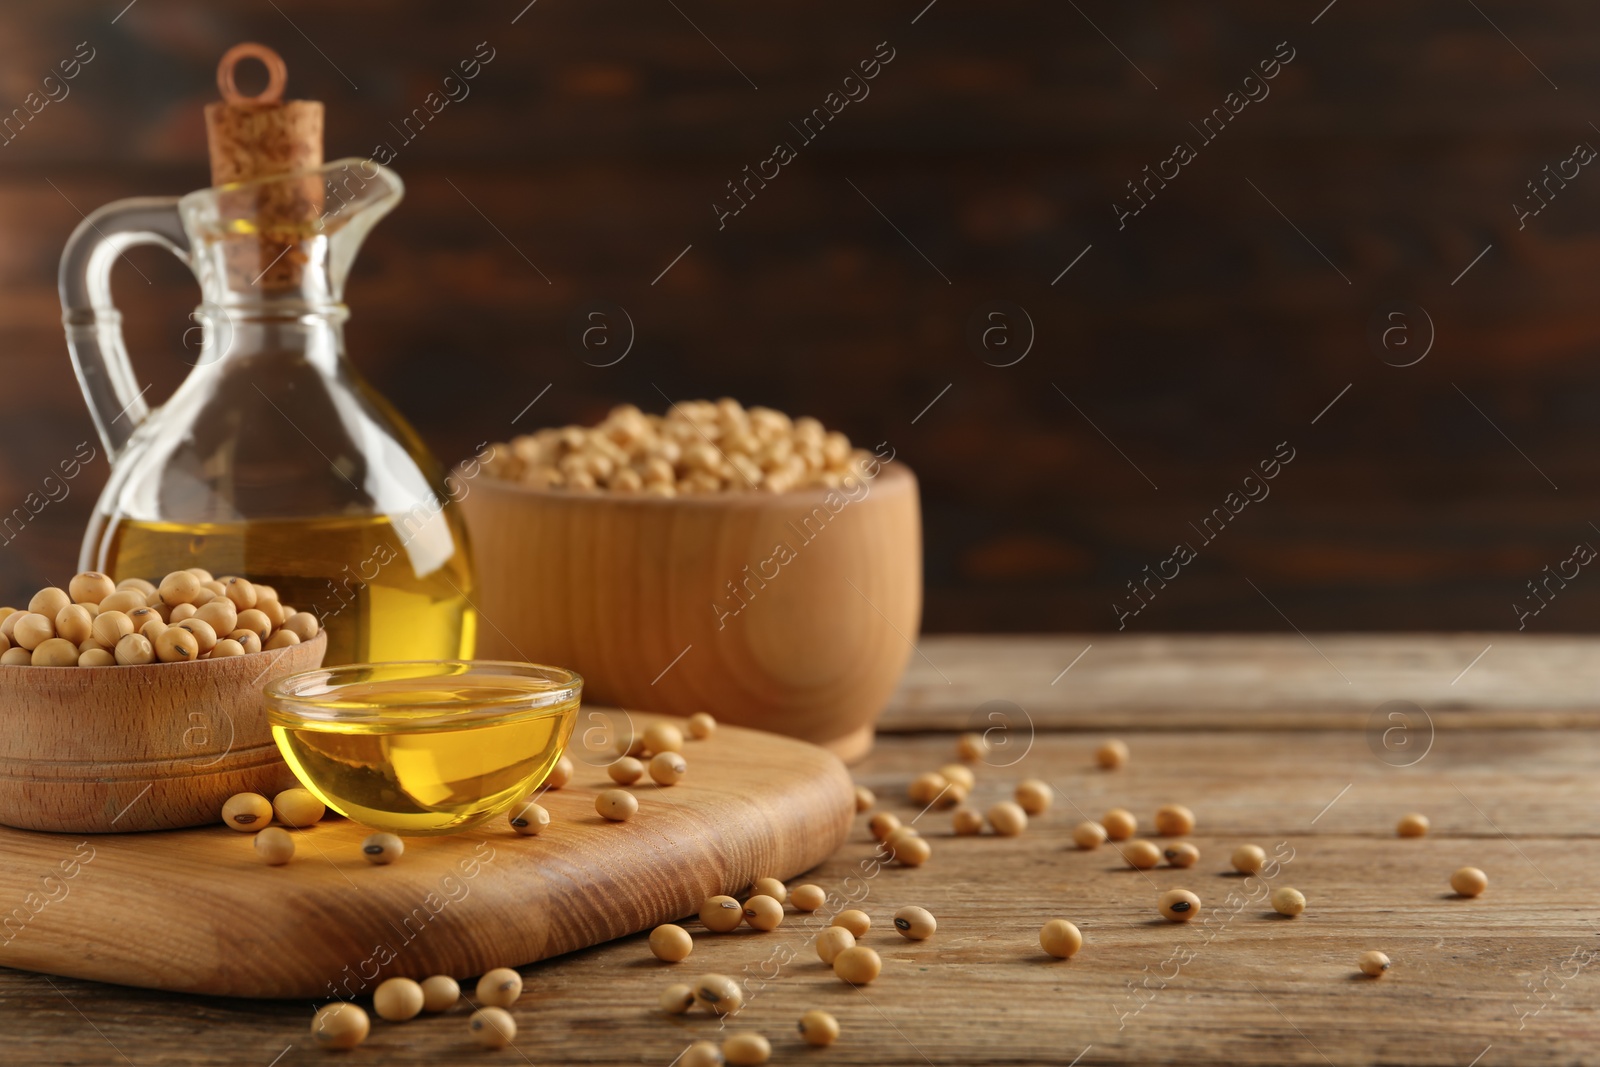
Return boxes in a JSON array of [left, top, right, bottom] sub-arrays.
[[58, 43, 476, 665]]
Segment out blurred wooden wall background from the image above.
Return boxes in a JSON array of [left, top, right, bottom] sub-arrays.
[[1, 0, 1598, 633]]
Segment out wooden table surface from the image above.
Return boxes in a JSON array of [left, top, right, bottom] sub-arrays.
[[3, 634, 1597, 1066]]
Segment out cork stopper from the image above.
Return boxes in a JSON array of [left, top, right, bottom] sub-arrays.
[[202, 43, 325, 292], [204, 43, 323, 185]]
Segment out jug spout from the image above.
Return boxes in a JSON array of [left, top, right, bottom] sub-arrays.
[[180, 157, 404, 312]]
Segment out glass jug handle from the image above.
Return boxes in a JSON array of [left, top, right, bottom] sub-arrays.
[[58, 197, 192, 460]]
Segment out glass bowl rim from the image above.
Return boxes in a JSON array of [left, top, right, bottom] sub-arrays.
[[264, 659, 582, 726]]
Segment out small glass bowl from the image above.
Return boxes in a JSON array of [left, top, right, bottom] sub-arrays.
[[264, 660, 581, 835]]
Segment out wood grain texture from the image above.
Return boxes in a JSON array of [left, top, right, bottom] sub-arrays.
[[886, 633, 1600, 730], [0, 632, 325, 833], [0, 715, 854, 999], [461, 463, 921, 761], [0, 637, 1594, 1065]]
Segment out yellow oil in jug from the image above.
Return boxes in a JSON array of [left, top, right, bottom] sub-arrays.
[[96, 512, 476, 665]]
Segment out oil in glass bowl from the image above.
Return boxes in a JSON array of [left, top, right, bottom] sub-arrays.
[[265, 661, 580, 835]]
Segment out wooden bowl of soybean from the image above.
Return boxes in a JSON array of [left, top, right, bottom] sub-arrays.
[[0, 633, 326, 833], [460, 462, 921, 762]]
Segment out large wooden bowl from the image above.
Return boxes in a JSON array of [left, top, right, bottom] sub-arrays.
[[460, 463, 922, 761], [0, 633, 326, 833]]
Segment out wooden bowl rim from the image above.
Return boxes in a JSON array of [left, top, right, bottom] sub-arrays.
[[468, 457, 916, 507], [0, 630, 326, 676]]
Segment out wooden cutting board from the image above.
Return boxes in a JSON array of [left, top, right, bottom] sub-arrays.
[[0, 715, 853, 999]]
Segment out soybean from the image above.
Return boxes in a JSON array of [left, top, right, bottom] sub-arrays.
[[272, 788, 325, 828], [195, 598, 238, 637], [91, 611, 134, 649], [642, 721, 684, 755], [799, 1008, 840, 1046], [69, 572, 115, 604], [1397, 812, 1430, 838], [362, 832, 404, 865], [28, 587, 70, 619], [953, 807, 985, 835], [791, 884, 826, 912], [476, 968, 522, 1007], [1158, 889, 1201, 922], [508, 798, 550, 835], [854, 785, 876, 812], [908, 771, 948, 805], [235, 608, 272, 641], [546, 755, 574, 789], [222, 576, 258, 610], [751, 876, 787, 904], [693, 973, 744, 1015], [469, 1007, 516, 1049], [99, 590, 146, 615], [157, 570, 202, 607], [742, 895, 784, 931], [832, 909, 870, 937], [1231, 844, 1267, 875], [1164, 842, 1201, 868], [660, 983, 696, 1014], [956, 732, 988, 761], [893, 905, 936, 940], [868, 811, 902, 841], [1015, 779, 1052, 816], [815, 926, 855, 964], [890, 834, 932, 866], [1360, 950, 1391, 977], [55, 605, 92, 645], [649, 750, 687, 786], [153, 627, 199, 663], [1102, 808, 1137, 841], [651, 924, 694, 962], [176, 617, 218, 654], [939, 763, 976, 791], [420, 975, 460, 1013], [596, 789, 638, 822], [987, 801, 1028, 837], [832, 945, 881, 985], [227, 629, 262, 655], [221, 792, 272, 831], [31, 638, 78, 666], [884, 824, 921, 849], [13, 614, 54, 651], [701, 895, 744, 933], [1122, 840, 1162, 869], [373, 977, 425, 1021], [311, 1003, 369, 1049], [131, 608, 166, 634], [1272, 887, 1306, 916], [680, 1041, 724, 1067], [1451, 866, 1488, 897], [253, 827, 295, 865], [1154, 804, 1195, 836], [282, 612, 319, 641], [1039, 919, 1083, 959], [263, 629, 300, 650], [1096, 739, 1129, 769], [1073, 821, 1108, 850], [723, 1033, 771, 1066], [687, 711, 717, 739]]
